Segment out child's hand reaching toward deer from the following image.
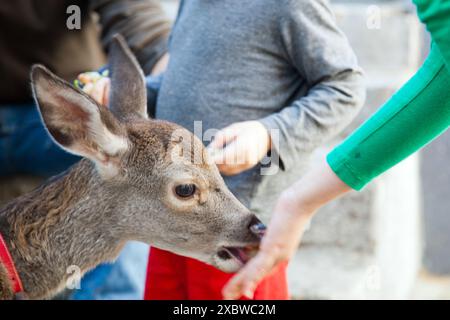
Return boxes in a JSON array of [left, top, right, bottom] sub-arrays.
[[207, 121, 272, 176]]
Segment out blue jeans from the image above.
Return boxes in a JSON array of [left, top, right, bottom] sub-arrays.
[[0, 104, 148, 300]]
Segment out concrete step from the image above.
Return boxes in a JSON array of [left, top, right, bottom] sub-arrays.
[[333, 1, 424, 77], [422, 130, 450, 274], [288, 243, 420, 299], [288, 247, 375, 299]]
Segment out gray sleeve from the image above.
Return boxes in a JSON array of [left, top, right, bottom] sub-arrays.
[[91, 0, 171, 75], [259, 0, 366, 170]]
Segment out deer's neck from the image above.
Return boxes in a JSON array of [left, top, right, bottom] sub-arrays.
[[0, 160, 126, 299]]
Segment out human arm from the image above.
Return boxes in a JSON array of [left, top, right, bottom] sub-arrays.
[[327, 0, 450, 190], [328, 44, 450, 190], [224, 45, 450, 300], [209, 0, 365, 175], [259, 0, 365, 172], [414, 0, 450, 68], [224, 11, 450, 301], [224, 46, 450, 300], [222, 157, 351, 299]]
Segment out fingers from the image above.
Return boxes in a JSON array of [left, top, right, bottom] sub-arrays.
[[78, 72, 95, 85], [216, 163, 248, 176], [208, 125, 246, 175], [91, 77, 110, 106], [222, 251, 279, 300], [103, 78, 110, 106], [222, 198, 311, 299], [208, 125, 239, 150], [207, 121, 270, 175], [77, 73, 110, 106], [75, 72, 111, 106], [213, 140, 241, 165], [212, 140, 252, 176]]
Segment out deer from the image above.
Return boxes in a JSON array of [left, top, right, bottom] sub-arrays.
[[0, 35, 265, 300]]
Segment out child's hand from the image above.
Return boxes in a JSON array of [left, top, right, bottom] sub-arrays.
[[76, 72, 111, 106], [208, 121, 271, 176]]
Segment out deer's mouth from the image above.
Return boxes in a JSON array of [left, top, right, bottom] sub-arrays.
[[217, 245, 259, 265]]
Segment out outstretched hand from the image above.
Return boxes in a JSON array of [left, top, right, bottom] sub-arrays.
[[222, 189, 313, 299], [222, 159, 352, 299]]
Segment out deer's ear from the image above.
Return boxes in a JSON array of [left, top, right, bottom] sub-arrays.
[[108, 34, 148, 121], [31, 65, 128, 173]]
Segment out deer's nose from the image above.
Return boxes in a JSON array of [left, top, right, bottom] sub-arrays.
[[248, 215, 266, 239]]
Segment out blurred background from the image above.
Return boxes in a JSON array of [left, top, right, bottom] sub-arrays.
[[1, 0, 449, 299]]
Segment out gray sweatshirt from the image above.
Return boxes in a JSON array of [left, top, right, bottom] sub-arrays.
[[154, 0, 366, 222]]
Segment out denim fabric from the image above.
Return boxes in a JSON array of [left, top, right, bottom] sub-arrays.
[[0, 103, 148, 300], [0, 104, 80, 176], [71, 242, 149, 300]]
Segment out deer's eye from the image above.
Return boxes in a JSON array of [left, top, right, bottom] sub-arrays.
[[175, 184, 196, 198]]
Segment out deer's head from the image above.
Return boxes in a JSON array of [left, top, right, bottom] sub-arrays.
[[30, 35, 264, 273]]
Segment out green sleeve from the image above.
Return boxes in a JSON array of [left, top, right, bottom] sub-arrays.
[[327, 45, 450, 190], [414, 0, 450, 68]]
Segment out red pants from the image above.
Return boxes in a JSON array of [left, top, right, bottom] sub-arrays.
[[144, 247, 289, 300]]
